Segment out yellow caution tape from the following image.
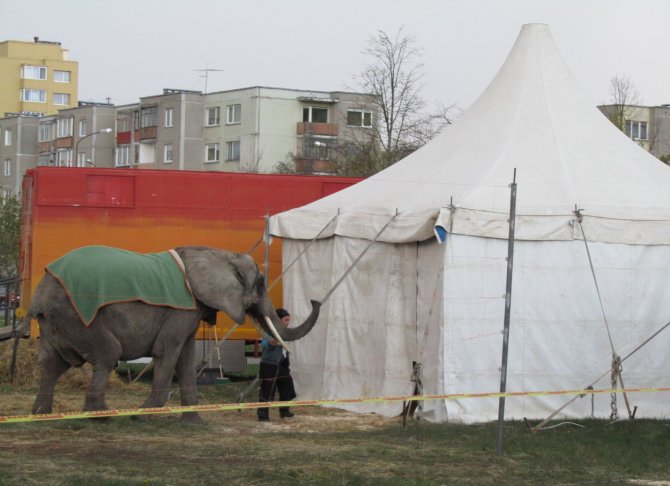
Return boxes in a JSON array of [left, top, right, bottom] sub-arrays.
[[1, 386, 668, 424]]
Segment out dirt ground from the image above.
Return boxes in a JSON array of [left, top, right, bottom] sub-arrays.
[[0, 337, 397, 432]]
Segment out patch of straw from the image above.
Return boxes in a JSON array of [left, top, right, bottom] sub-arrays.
[[0, 338, 126, 389]]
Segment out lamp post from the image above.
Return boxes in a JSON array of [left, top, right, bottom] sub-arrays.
[[75, 127, 112, 167]]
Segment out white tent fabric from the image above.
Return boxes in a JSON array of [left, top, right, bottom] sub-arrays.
[[272, 24, 670, 423], [271, 23, 670, 245]]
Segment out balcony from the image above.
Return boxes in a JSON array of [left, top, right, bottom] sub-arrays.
[[116, 131, 139, 144], [139, 126, 157, 140], [38, 141, 52, 153], [296, 122, 338, 136], [55, 137, 73, 149], [295, 158, 337, 174]]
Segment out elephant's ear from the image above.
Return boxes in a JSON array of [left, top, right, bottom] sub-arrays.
[[177, 247, 258, 324]]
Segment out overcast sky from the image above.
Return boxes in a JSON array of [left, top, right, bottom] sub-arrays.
[[3, 0, 669, 111]]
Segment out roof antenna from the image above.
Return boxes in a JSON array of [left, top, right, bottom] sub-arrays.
[[194, 63, 224, 94]]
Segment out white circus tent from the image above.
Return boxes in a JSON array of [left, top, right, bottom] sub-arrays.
[[270, 24, 670, 423]]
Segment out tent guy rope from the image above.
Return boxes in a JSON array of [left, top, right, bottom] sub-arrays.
[[575, 207, 634, 420], [319, 210, 398, 306], [528, 318, 670, 432]]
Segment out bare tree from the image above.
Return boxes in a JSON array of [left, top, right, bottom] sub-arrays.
[[606, 74, 641, 131], [336, 28, 458, 176], [357, 28, 426, 163], [405, 101, 459, 147]]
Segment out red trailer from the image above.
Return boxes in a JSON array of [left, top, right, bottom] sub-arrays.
[[19, 167, 361, 343]]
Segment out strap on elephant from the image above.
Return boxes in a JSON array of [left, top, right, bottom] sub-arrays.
[[402, 361, 423, 429]]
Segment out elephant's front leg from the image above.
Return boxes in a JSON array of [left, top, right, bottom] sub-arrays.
[[141, 338, 184, 409], [175, 334, 203, 422], [84, 366, 114, 411]]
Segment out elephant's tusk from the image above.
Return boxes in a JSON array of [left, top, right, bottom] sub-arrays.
[[264, 316, 289, 351]]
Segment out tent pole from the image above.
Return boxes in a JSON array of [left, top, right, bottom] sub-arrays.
[[264, 212, 270, 288], [496, 169, 518, 456]]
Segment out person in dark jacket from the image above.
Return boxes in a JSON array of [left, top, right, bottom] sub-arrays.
[[257, 308, 297, 421]]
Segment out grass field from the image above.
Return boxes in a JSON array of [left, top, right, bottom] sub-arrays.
[[1, 366, 669, 486], [1, 340, 669, 485]]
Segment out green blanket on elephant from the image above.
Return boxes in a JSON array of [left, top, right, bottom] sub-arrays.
[[46, 246, 196, 326]]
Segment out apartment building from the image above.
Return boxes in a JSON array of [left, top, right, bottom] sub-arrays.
[[115, 89, 204, 170], [0, 86, 375, 195], [598, 104, 670, 162], [115, 87, 375, 173], [0, 38, 78, 117], [0, 113, 40, 195]]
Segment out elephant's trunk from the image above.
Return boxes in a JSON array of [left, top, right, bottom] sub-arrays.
[[255, 300, 321, 342]]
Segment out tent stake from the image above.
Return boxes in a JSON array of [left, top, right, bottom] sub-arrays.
[[496, 169, 517, 456]]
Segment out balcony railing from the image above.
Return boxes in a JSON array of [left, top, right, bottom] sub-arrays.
[[295, 158, 337, 174], [296, 122, 338, 136]]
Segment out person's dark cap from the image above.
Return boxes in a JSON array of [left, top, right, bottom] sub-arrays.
[[276, 308, 290, 318]]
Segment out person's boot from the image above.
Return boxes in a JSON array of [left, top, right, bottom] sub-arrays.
[[280, 408, 294, 418], [258, 407, 270, 421]]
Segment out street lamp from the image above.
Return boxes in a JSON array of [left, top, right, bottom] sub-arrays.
[[75, 127, 113, 167]]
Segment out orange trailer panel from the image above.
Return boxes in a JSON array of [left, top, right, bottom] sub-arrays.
[[20, 167, 360, 340]]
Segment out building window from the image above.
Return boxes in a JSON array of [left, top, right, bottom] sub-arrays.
[[116, 145, 130, 167], [3, 129, 12, 146], [3, 159, 10, 176], [117, 112, 134, 132], [164, 143, 173, 163], [227, 104, 241, 124], [79, 119, 87, 137], [303, 106, 328, 123], [206, 107, 220, 126], [165, 108, 174, 128], [39, 124, 53, 142], [205, 143, 220, 162], [54, 70, 71, 83], [347, 109, 373, 128], [626, 120, 648, 141], [77, 152, 86, 168], [140, 106, 158, 128], [226, 141, 240, 161], [53, 93, 71, 106], [21, 89, 47, 103], [21, 65, 47, 80], [56, 149, 73, 167], [57, 117, 73, 138]]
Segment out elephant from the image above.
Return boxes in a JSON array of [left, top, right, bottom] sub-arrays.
[[27, 245, 320, 420]]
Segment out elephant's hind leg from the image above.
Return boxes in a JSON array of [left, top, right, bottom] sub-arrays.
[[33, 340, 70, 414]]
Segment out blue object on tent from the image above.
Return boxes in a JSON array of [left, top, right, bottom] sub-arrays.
[[434, 225, 448, 244]]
